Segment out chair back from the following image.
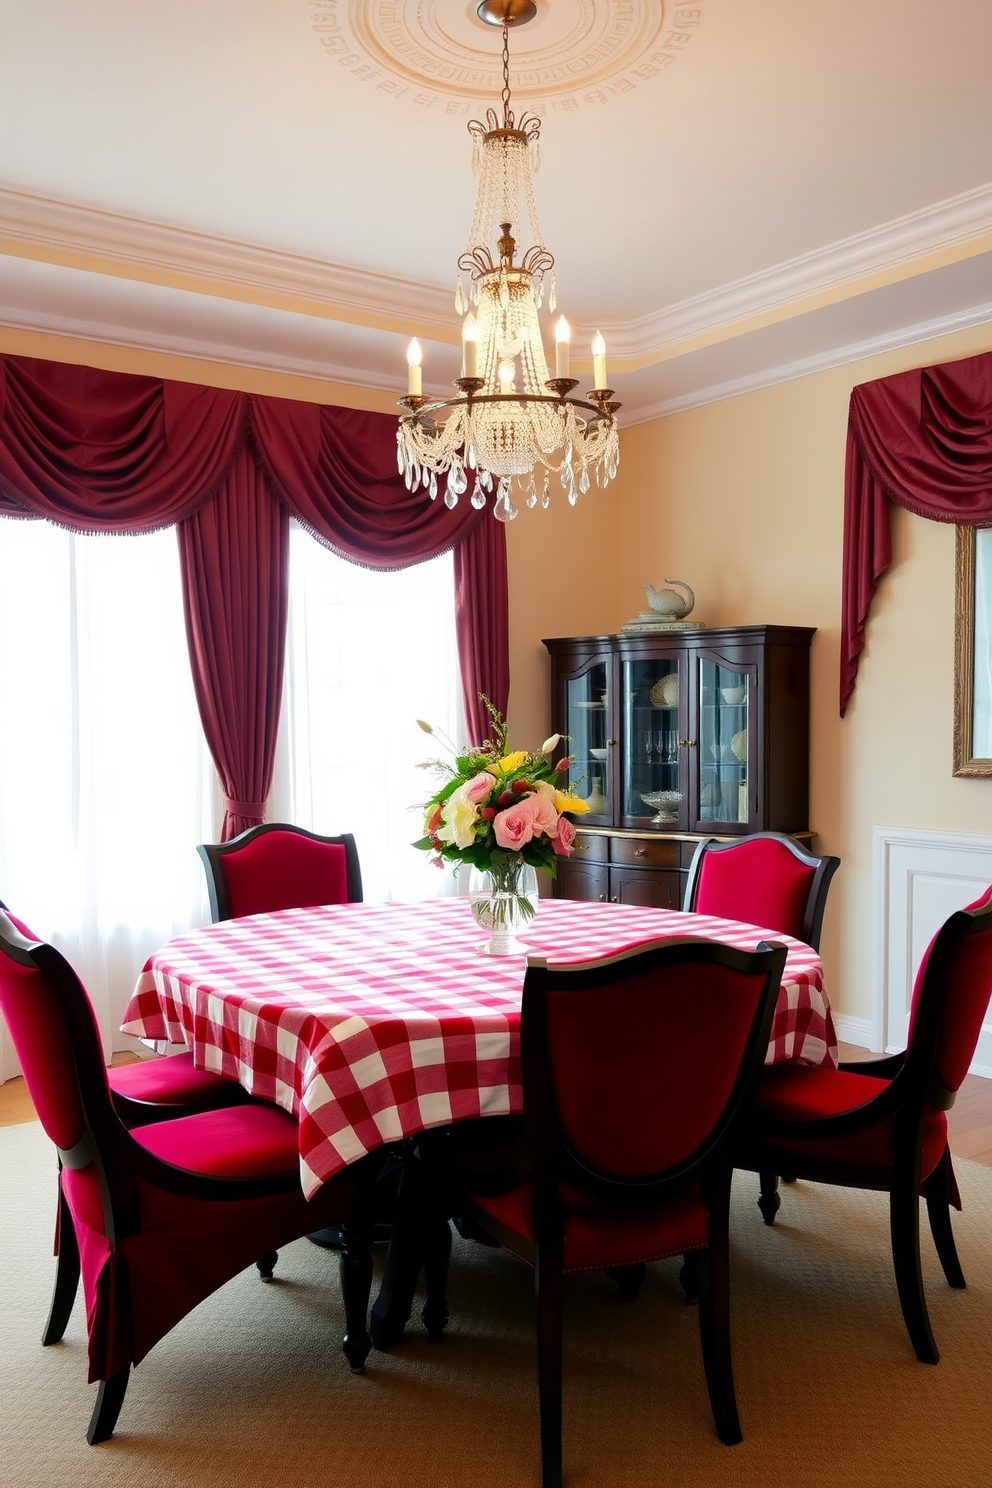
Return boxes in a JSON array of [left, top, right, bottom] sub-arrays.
[[197, 823, 363, 921], [684, 833, 839, 949], [521, 936, 786, 1203], [0, 895, 38, 940], [906, 890, 992, 1105], [0, 910, 118, 1161]]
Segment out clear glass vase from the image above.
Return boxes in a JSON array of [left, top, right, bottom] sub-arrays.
[[468, 852, 539, 956]]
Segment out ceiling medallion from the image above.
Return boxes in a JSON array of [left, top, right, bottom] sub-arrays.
[[308, 1, 706, 114], [396, 2, 620, 523]]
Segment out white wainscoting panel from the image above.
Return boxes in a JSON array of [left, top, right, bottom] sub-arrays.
[[874, 827, 992, 1077]]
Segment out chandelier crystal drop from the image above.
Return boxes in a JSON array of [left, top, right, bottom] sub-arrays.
[[397, 0, 620, 522]]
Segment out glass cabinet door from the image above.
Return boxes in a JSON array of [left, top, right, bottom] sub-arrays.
[[620, 655, 683, 826], [697, 656, 752, 825], [564, 659, 611, 820]]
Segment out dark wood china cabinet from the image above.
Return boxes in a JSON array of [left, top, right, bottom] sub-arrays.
[[543, 626, 814, 909]]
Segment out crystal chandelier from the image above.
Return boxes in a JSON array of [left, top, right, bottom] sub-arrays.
[[397, 0, 620, 523]]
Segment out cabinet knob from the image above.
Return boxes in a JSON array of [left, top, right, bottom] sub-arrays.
[[598, 894, 607, 903], [607, 738, 618, 747], [634, 847, 645, 858], [611, 896, 619, 904]]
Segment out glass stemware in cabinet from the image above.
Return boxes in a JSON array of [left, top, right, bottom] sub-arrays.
[[699, 659, 750, 824]]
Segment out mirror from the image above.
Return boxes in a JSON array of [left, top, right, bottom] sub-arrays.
[[954, 525, 992, 776]]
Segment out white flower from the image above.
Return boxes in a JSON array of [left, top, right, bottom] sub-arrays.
[[541, 733, 561, 756], [435, 783, 479, 850]]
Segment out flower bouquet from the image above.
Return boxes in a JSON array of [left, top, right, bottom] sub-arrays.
[[414, 700, 589, 952]]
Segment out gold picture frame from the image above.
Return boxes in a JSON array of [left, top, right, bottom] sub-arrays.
[[954, 525, 992, 776]]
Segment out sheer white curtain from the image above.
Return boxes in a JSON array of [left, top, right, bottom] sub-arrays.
[[0, 520, 216, 1073], [269, 523, 465, 902], [0, 517, 465, 1082]]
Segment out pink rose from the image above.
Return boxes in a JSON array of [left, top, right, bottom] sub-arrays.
[[553, 815, 576, 856], [464, 771, 497, 805], [493, 796, 538, 850], [528, 791, 559, 838]]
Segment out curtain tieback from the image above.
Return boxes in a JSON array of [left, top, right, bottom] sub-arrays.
[[223, 796, 267, 819]]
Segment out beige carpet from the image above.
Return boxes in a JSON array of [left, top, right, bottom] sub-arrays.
[[1, 1120, 990, 1488]]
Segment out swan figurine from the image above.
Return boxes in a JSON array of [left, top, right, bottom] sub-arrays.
[[644, 579, 695, 621]]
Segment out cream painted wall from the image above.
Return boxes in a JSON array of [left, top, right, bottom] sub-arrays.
[[505, 322, 992, 1035]]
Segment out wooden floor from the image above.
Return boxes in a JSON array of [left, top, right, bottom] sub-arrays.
[[1, 1044, 991, 1164]]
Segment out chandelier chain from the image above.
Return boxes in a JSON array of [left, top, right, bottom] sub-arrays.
[[501, 25, 512, 126]]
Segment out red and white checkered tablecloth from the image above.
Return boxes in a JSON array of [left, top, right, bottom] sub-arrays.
[[121, 898, 837, 1197]]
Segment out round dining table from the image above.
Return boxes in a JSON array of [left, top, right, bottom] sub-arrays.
[[122, 896, 836, 1197]]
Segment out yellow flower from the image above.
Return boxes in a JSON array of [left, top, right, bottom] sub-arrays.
[[496, 750, 528, 775], [554, 791, 590, 816]]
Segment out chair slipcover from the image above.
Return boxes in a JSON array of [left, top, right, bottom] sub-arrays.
[[0, 910, 373, 1442], [739, 888, 992, 1363]]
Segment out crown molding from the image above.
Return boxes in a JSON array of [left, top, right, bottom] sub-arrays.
[[610, 182, 992, 363], [0, 185, 455, 339], [2, 181, 992, 369], [0, 283, 402, 395], [625, 297, 992, 424]]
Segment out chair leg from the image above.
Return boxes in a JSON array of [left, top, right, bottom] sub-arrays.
[[420, 1213, 452, 1343], [924, 1152, 966, 1290], [535, 1239, 564, 1488], [43, 1189, 80, 1346], [86, 1366, 130, 1445], [756, 1171, 781, 1225], [606, 1262, 647, 1302], [256, 1250, 279, 1280], [890, 1176, 939, 1364], [337, 1219, 374, 1372], [696, 1237, 742, 1445], [678, 1251, 700, 1304]]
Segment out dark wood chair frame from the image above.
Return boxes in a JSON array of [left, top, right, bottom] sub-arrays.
[[682, 831, 840, 950], [197, 822, 363, 922], [0, 912, 376, 1444], [433, 936, 788, 1488], [738, 899, 992, 1365]]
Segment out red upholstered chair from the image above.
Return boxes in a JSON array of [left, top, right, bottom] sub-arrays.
[[0, 910, 374, 1444], [197, 822, 363, 922], [683, 832, 840, 950], [437, 936, 787, 1488], [738, 888, 992, 1364], [0, 896, 250, 1335]]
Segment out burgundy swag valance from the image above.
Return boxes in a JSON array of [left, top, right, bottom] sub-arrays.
[[841, 349, 992, 716], [0, 356, 509, 837]]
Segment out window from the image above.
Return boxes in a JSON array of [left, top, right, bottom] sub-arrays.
[[0, 517, 465, 1076], [0, 519, 215, 1056], [271, 525, 464, 902]]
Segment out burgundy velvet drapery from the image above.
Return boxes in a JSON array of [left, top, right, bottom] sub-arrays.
[[177, 447, 290, 841], [250, 394, 510, 742], [0, 355, 508, 833], [841, 350, 992, 716]]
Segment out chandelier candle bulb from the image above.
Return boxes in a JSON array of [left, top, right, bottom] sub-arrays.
[[592, 331, 607, 390], [462, 315, 478, 379], [555, 316, 571, 377], [499, 359, 516, 395], [406, 339, 423, 396]]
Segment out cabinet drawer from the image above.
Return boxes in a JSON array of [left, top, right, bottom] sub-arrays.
[[610, 836, 682, 870], [569, 831, 610, 864]]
